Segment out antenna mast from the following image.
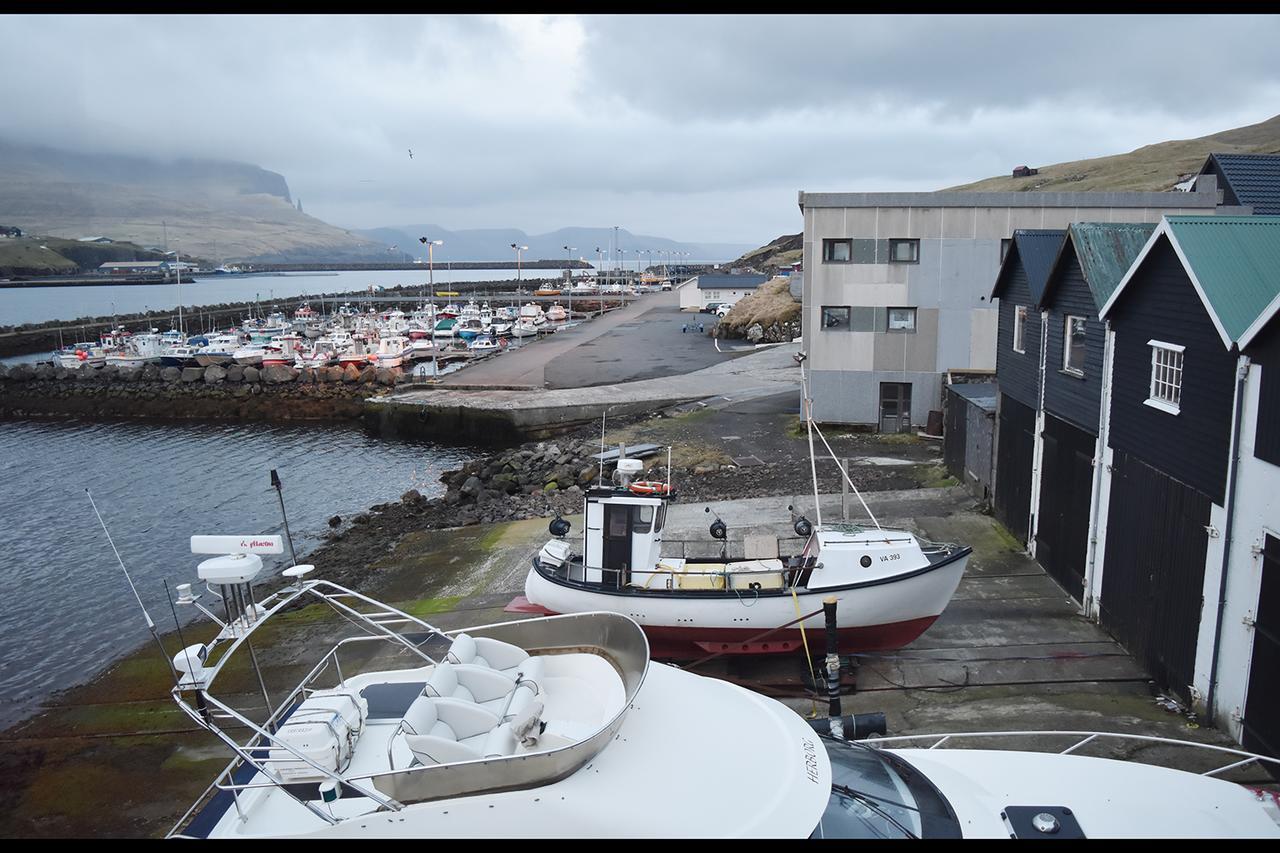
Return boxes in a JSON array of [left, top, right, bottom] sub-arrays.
[[86, 489, 178, 682]]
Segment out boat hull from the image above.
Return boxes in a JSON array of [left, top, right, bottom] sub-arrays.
[[523, 547, 969, 658]]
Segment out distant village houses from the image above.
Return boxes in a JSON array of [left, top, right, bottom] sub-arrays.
[[1012, 165, 1039, 177]]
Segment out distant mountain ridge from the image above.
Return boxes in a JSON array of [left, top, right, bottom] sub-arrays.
[[353, 224, 752, 265], [0, 139, 389, 264]]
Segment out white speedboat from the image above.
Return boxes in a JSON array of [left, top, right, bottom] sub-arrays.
[[164, 535, 1280, 839], [509, 320, 539, 338], [468, 335, 501, 352], [545, 302, 568, 323], [518, 302, 546, 326], [522, 353, 970, 658], [373, 334, 409, 368], [232, 345, 267, 366]]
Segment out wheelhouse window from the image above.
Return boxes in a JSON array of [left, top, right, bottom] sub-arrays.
[[822, 306, 851, 329], [888, 239, 919, 264], [887, 308, 917, 332], [1146, 340, 1184, 414], [823, 239, 852, 263], [1013, 305, 1027, 354], [1063, 315, 1086, 376]]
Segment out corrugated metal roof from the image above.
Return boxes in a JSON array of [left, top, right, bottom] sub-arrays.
[[1166, 215, 1280, 344], [1208, 153, 1280, 216], [990, 229, 1066, 302], [948, 382, 998, 412], [1044, 222, 1156, 310]]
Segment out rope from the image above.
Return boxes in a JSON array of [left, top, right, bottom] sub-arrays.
[[791, 587, 819, 718]]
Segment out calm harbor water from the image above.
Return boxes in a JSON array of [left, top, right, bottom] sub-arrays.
[[0, 418, 477, 728], [2, 267, 564, 326]]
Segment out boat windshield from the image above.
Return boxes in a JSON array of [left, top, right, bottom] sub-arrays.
[[811, 738, 960, 839]]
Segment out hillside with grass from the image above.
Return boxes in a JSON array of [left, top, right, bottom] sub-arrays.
[[733, 112, 1280, 269], [0, 236, 181, 277], [947, 112, 1280, 192]]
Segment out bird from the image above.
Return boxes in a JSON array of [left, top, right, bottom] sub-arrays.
[[408, 149, 414, 160]]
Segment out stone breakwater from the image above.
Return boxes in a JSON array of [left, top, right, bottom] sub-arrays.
[[0, 360, 409, 420]]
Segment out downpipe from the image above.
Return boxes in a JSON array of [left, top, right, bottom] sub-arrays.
[[1205, 357, 1248, 723]]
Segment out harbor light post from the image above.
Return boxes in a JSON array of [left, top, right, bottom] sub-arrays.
[[617, 248, 627, 308], [419, 237, 443, 300], [511, 243, 528, 293], [563, 245, 576, 319]]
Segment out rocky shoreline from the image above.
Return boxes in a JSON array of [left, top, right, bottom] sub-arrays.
[[0, 359, 407, 420]]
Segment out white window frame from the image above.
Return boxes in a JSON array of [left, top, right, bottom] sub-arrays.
[[1013, 305, 1027, 354], [1062, 315, 1087, 377], [1145, 339, 1185, 415]]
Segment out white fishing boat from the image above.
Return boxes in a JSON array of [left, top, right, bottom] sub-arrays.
[[404, 338, 437, 361], [162, 534, 1280, 839], [468, 335, 502, 352], [373, 334, 409, 368], [105, 331, 165, 369], [55, 342, 106, 368], [522, 353, 971, 658], [545, 302, 568, 323], [195, 333, 245, 367], [518, 302, 546, 326], [509, 320, 539, 338], [262, 334, 304, 367], [232, 344, 267, 367]]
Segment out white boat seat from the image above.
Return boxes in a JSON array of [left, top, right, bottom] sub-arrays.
[[447, 633, 545, 682], [400, 696, 500, 767], [424, 661, 517, 714]]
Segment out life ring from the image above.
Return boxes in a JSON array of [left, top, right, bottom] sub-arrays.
[[629, 481, 670, 496]]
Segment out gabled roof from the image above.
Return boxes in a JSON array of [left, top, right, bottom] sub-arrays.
[[695, 273, 767, 290], [1200, 153, 1280, 216], [1039, 222, 1156, 311], [1100, 215, 1280, 349], [990, 229, 1066, 302]]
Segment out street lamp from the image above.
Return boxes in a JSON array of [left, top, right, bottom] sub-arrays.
[[511, 243, 528, 293], [419, 237, 443, 298], [563, 245, 576, 320]]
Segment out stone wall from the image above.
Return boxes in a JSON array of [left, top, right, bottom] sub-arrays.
[[0, 361, 407, 421]]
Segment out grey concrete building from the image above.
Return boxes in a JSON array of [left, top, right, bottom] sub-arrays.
[[797, 182, 1233, 429]]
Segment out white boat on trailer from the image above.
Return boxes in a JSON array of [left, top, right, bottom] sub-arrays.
[[161, 534, 1280, 839], [522, 352, 971, 658]]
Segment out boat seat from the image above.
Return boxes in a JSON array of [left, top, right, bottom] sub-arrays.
[[423, 661, 518, 714], [446, 633, 546, 685], [400, 696, 503, 767]]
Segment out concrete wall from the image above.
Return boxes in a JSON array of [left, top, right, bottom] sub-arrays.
[[800, 188, 1226, 428]]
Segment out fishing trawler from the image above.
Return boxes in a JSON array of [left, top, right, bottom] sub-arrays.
[[522, 353, 971, 658], [162, 533, 1280, 838]]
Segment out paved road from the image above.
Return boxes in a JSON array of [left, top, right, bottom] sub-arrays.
[[437, 290, 737, 389]]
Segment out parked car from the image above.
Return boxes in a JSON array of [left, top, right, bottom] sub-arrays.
[[703, 302, 724, 314]]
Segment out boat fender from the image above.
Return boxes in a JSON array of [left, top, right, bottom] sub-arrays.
[[548, 516, 571, 537], [794, 516, 813, 537], [709, 519, 727, 541]]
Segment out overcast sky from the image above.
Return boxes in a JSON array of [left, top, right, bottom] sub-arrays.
[[3, 14, 1280, 246]]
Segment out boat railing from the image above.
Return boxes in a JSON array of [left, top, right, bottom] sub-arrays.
[[863, 730, 1280, 779]]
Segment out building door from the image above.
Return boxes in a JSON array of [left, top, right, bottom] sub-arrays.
[[879, 382, 912, 434], [1034, 414, 1096, 602], [601, 504, 633, 588], [1243, 534, 1280, 769], [1099, 450, 1210, 703], [994, 394, 1036, 544]]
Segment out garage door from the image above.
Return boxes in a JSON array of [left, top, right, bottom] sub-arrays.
[[995, 394, 1036, 544], [1035, 414, 1096, 602]]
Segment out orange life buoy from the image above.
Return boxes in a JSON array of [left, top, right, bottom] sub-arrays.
[[628, 481, 670, 496]]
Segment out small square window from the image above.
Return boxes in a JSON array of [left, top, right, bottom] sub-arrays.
[[1063, 315, 1086, 376], [821, 306, 850, 329], [823, 239, 852, 263], [1000, 238, 1013, 263], [1147, 340, 1184, 414], [887, 307, 917, 332], [1013, 305, 1027, 354], [889, 239, 919, 264]]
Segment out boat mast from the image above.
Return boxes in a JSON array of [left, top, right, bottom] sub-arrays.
[[797, 353, 823, 528]]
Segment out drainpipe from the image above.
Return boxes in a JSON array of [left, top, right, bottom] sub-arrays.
[[1027, 311, 1049, 554], [1081, 324, 1114, 619], [1205, 356, 1249, 724]]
